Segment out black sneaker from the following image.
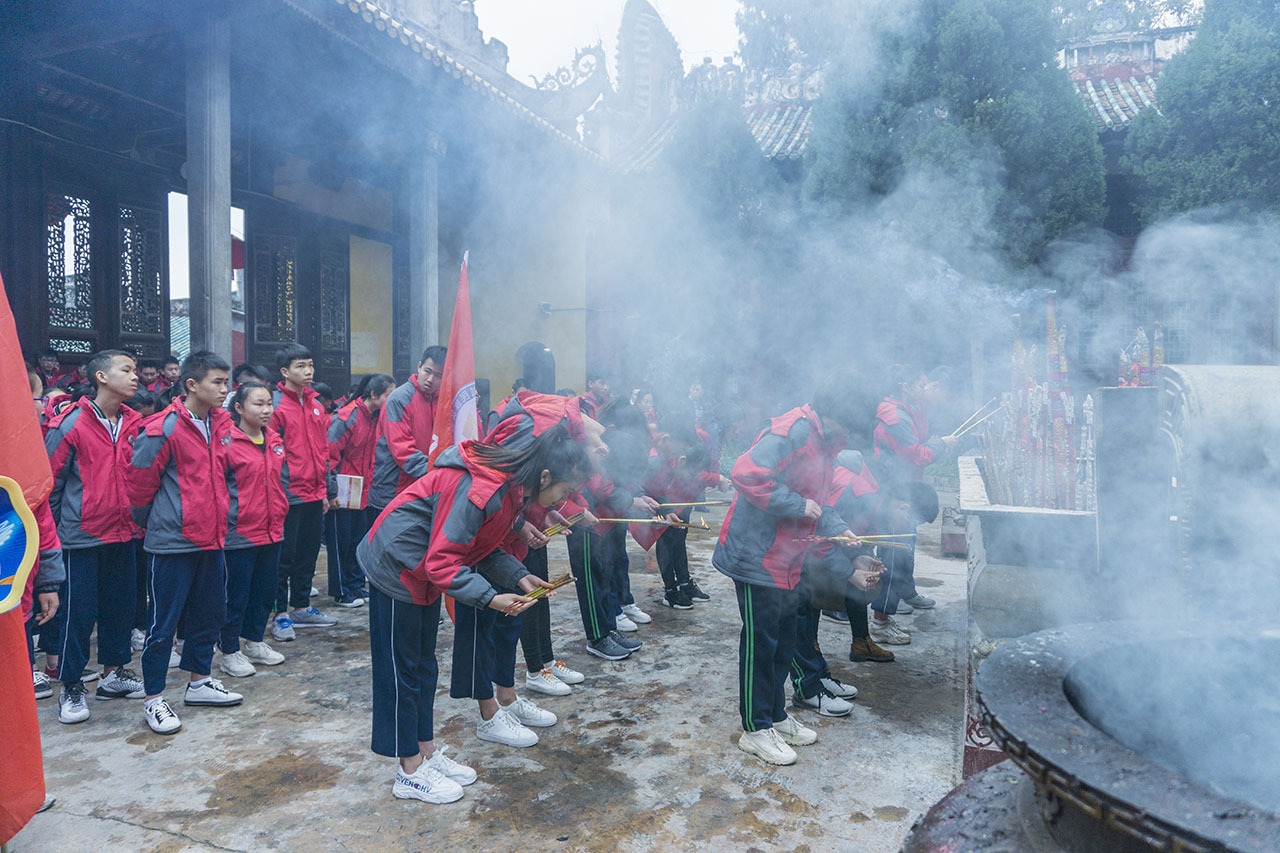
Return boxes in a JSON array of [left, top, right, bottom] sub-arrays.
[[662, 587, 694, 609], [586, 635, 631, 660], [822, 610, 850, 624], [609, 630, 642, 651], [684, 580, 711, 602]]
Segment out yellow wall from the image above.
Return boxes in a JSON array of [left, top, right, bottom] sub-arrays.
[[273, 155, 393, 233], [349, 235, 394, 375], [437, 179, 588, 409]]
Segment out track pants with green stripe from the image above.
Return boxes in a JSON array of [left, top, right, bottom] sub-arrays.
[[567, 527, 615, 642], [734, 579, 797, 732]]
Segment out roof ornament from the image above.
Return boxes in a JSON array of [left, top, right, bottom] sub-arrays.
[[532, 43, 606, 92]]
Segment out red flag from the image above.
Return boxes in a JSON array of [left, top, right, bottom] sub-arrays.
[[0, 271, 49, 842], [429, 252, 479, 465]]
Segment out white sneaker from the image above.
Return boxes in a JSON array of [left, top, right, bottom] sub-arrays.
[[218, 651, 257, 678], [183, 677, 243, 706], [168, 647, 181, 668], [95, 667, 146, 699], [525, 668, 571, 696], [58, 683, 90, 724], [309, 586, 320, 597], [775, 714, 819, 745], [870, 619, 912, 646], [821, 676, 858, 699], [477, 708, 539, 747], [130, 628, 146, 651], [737, 728, 797, 765], [144, 697, 181, 734], [242, 640, 285, 665], [33, 669, 52, 700], [392, 762, 464, 804], [795, 688, 853, 717], [551, 660, 584, 684], [621, 603, 651, 624], [426, 744, 477, 786], [615, 613, 638, 632], [502, 696, 557, 727]]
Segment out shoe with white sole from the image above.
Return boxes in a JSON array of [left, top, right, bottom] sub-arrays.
[[33, 670, 52, 700], [242, 640, 285, 665], [218, 651, 257, 678], [309, 586, 320, 598], [144, 698, 181, 734], [96, 667, 146, 700], [821, 676, 858, 700], [870, 618, 912, 646], [894, 600, 913, 615], [426, 744, 476, 786], [168, 648, 181, 668], [796, 688, 853, 717], [503, 696, 556, 727], [737, 728, 796, 765], [58, 682, 90, 724], [615, 613, 638, 633], [183, 677, 243, 706], [335, 594, 365, 608], [131, 628, 146, 651], [525, 668, 571, 696], [775, 713, 819, 745], [621, 603, 651, 624], [901, 593, 936, 609], [289, 607, 337, 628], [393, 763, 463, 804], [272, 616, 296, 642], [551, 660, 584, 684], [477, 708, 539, 747]]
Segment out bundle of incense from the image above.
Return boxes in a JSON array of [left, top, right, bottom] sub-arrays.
[[525, 574, 574, 600], [656, 500, 730, 509], [858, 533, 917, 542], [951, 397, 999, 437], [951, 405, 1004, 440], [595, 517, 673, 525], [665, 517, 711, 531], [542, 512, 585, 537]]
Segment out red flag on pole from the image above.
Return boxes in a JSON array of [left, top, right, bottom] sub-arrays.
[[430, 253, 479, 623], [429, 251, 479, 465], [0, 271, 50, 843]]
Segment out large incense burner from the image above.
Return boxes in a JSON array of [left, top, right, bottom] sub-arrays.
[[907, 623, 1280, 852]]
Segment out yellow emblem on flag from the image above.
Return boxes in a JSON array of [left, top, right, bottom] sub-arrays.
[[0, 475, 39, 615]]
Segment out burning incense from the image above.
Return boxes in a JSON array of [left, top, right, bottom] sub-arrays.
[[857, 533, 917, 541], [951, 405, 1004, 440], [665, 517, 711, 531], [595, 517, 673, 525], [656, 500, 730, 509], [951, 397, 999, 437]]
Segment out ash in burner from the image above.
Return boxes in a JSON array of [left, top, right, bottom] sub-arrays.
[[1064, 635, 1280, 814]]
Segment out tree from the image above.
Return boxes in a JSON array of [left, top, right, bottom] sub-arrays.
[[803, 0, 1108, 263], [1122, 0, 1280, 222]]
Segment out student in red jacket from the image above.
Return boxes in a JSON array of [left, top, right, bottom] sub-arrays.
[[370, 346, 446, 512], [157, 354, 181, 391], [269, 343, 338, 639], [128, 351, 243, 734], [357, 425, 589, 804], [217, 382, 290, 678], [326, 373, 395, 607], [44, 349, 145, 724], [712, 381, 865, 766], [25, 498, 64, 701]]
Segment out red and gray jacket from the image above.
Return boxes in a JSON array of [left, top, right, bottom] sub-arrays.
[[44, 397, 142, 548], [810, 449, 883, 560], [370, 375, 438, 509], [126, 399, 232, 553], [873, 397, 943, 483], [270, 383, 334, 505], [358, 442, 530, 607], [329, 398, 378, 510], [712, 404, 848, 590], [225, 427, 288, 548], [486, 390, 588, 451]]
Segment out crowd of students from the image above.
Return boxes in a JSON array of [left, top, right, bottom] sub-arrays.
[[19, 342, 957, 802]]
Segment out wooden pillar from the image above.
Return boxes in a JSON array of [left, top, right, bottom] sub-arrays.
[[185, 9, 232, 357], [408, 131, 446, 362]]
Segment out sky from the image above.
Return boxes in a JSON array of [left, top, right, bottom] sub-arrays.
[[476, 0, 742, 83]]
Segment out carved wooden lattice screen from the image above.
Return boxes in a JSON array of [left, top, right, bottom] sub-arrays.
[[45, 190, 98, 355]]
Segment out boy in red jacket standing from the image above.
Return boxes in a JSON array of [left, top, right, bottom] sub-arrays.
[[327, 373, 395, 607], [128, 351, 243, 734], [369, 346, 446, 513], [45, 349, 144, 723], [270, 344, 337, 639], [713, 380, 866, 765]]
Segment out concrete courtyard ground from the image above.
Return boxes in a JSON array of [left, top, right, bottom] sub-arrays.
[[14, 503, 967, 852]]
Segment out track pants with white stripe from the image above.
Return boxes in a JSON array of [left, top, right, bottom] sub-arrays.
[[368, 585, 441, 758], [58, 542, 136, 684], [734, 579, 797, 732]]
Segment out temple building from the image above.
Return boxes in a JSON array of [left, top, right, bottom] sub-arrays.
[[1, 0, 613, 402]]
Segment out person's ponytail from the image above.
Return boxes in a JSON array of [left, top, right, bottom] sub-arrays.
[[467, 424, 591, 502]]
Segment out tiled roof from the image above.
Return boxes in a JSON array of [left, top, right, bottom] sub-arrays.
[[1072, 68, 1160, 130], [290, 0, 601, 160], [744, 102, 812, 160]]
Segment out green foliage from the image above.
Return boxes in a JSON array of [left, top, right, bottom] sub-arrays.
[[803, 0, 1107, 263], [1122, 0, 1280, 222]]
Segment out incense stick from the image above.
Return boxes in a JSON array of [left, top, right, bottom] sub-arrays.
[[656, 500, 730, 509], [952, 405, 1004, 440], [951, 397, 999, 437]]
